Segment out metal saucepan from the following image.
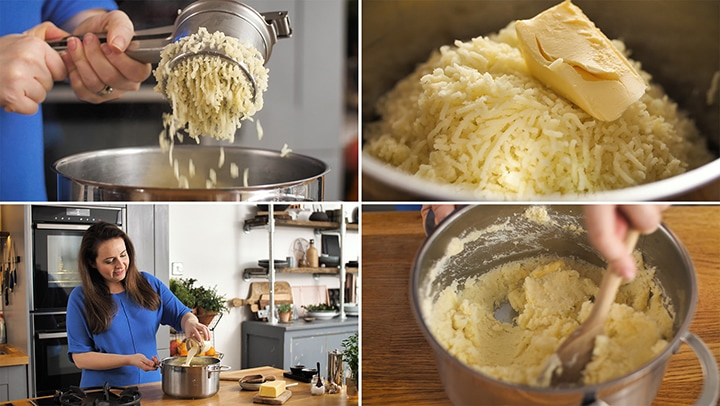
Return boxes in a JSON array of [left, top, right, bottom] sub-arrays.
[[411, 205, 719, 405], [161, 356, 231, 399], [53, 146, 328, 201], [362, 0, 720, 200]]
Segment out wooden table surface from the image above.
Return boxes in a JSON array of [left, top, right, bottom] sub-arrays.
[[6, 367, 357, 406], [361, 206, 720, 405]]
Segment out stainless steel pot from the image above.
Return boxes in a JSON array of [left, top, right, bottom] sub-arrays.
[[362, 0, 720, 200], [53, 146, 328, 201], [161, 356, 230, 399], [410, 205, 719, 406]]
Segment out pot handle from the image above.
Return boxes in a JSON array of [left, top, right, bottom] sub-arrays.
[[681, 332, 719, 406], [209, 365, 232, 374]]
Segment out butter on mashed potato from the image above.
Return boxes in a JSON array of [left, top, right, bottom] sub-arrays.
[[428, 254, 674, 387]]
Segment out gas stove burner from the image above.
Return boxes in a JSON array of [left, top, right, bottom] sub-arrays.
[[53, 383, 141, 406]]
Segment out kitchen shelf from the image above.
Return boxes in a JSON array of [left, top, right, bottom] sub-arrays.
[[245, 205, 359, 322], [243, 216, 359, 233], [243, 266, 359, 281]]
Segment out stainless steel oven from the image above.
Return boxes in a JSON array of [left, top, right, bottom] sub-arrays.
[[30, 205, 125, 396]]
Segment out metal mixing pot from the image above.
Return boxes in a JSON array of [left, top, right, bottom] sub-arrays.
[[410, 205, 719, 405], [161, 356, 230, 399], [53, 146, 328, 201], [362, 0, 720, 200]]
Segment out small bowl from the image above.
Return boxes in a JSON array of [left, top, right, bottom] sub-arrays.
[[319, 255, 340, 267], [303, 317, 316, 322], [300, 368, 318, 379], [309, 211, 329, 221], [290, 365, 306, 375]]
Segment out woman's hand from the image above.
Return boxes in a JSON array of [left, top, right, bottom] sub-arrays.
[[127, 353, 160, 371], [182, 312, 212, 342], [61, 10, 151, 103], [584, 205, 669, 280], [0, 22, 69, 114]]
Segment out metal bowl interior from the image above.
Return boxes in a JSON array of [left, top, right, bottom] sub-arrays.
[[362, 0, 720, 200], [411, 205, 697, 404], [53, 146, 329, 201]]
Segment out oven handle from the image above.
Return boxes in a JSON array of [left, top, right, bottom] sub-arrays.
[[35, 224, 91, 231], [37, 332, 68, 340]]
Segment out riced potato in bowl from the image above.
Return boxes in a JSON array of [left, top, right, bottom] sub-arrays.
[[362, 0, 719, 200]]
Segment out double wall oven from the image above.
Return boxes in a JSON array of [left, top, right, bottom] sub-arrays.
[[30, 206, 126, 397]]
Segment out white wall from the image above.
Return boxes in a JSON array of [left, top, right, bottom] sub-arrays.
[[168, 203, 359, 371]]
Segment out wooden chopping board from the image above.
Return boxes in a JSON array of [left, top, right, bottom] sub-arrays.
[[246, 282, 293, 304], [246, 282, 293, 312], [253, 390, 292, 404]]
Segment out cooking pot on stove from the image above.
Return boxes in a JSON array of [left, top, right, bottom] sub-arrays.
[[161, 356, 230, 399], [411, 205, 719, 405], [362, 0, 720, 200], [53, 146, 328, 201]]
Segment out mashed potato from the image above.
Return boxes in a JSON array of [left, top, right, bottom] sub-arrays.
[[364, 23, 713, 198], [429, 254, 674, 387]]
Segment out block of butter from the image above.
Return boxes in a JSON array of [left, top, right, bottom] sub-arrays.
[[515, 0, 646, 121], [258, 380, 286, 398]]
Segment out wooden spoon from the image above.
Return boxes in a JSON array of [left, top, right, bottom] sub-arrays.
[[538, 229, 641, 386]]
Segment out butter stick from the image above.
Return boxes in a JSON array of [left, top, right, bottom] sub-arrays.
[[258, 380, 286, 398], [515, 0, 646, 121]]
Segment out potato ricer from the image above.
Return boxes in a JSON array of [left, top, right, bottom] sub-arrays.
[[50, 0, 292, 98]]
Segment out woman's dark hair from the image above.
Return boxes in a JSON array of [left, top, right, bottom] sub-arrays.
[[79, 222, 160, 334]]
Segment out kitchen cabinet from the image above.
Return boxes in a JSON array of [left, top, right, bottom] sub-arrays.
[[0, 365, 28, 401], [241, 318, 358, 371]]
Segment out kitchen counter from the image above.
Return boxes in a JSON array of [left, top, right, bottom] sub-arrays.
[[361, 206, 720, 406], [244, 317, 359, 332], [0, 344, 28, 367], [6, 367, 357, 405]]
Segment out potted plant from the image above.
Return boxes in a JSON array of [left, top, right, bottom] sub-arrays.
[[341, 332, 359, 397], [170, 278, 228, 326], [277, 303, 293, 323]]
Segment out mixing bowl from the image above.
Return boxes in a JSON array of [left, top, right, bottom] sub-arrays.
[[53, 146, 328, 201], [362, 0, 720, 200], [410, 205, 718, 405]]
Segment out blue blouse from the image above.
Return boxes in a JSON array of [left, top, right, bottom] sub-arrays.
[[66, 272, 191, 387], [0, 0, 118, 200]]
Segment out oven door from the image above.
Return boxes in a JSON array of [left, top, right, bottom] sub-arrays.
[[33, 315, 81, 396], [32, 224, 88, 312]]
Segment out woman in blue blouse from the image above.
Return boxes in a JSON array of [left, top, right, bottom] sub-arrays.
[[67, 222, 211, 387]]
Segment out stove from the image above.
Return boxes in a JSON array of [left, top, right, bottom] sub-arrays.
[[31, 383, 141, 406]]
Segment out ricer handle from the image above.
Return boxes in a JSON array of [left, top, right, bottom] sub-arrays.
[[48, 25, 174, 64]]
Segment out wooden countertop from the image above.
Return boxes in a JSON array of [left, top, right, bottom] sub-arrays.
[[361, 207, 720, 405], [8, 367, 357, 405], [0, 344, 29, 367]]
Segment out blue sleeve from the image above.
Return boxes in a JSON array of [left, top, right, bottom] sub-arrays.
[[42, 0, 118, 28], [142, 272, 192, 332], [66, 287, 94, 359]]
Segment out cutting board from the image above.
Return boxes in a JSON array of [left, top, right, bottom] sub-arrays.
[[246, 282, 293, 305], [253, 390, 292, 404]]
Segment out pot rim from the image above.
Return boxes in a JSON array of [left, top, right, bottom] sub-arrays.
[[410, 205, 699, 394], [363, 152, 720, 201], [160, 355, 224, 368], [53, 146, 330, 192]]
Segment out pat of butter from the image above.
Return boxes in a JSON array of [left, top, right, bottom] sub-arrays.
[[259, 380, 286, 398], [515, 0, 646, 121]]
